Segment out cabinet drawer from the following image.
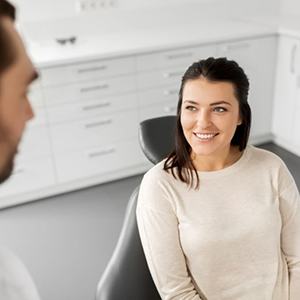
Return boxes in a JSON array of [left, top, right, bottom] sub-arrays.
[[216, 36, 277, 73], [43, 75, 136, 106], [18, 126, 52, 159], [55, 138, 144, 182], [138, 85, 179, 106], [0, 156, 56, 197], [47, 93, 138, 124], [217, 40, 253, 68], [137, 44, 216, 71], [137, 66, 185, 90], [50, 110, 139, 154], [40, 56, 136, 86], [139, 101, 177, 121]]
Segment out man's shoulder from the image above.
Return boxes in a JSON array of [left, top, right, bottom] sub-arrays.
[[0, 247, 40, 300]]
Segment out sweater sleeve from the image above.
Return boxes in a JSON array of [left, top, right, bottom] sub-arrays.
[[136, 171, 203, 300], [278, 168, 300, 300]]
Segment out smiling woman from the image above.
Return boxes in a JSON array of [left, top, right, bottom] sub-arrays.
[[136, 57, 300, 300], [164, 57, 251, 189]]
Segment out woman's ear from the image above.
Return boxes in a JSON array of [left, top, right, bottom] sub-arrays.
[[237, 116, 242, 125]]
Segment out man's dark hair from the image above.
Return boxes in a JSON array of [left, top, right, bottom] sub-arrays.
[[0, 0, 16, 74], [164, 57, 251, 189]]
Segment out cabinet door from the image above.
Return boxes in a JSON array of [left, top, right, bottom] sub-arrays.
[[217, 36, 277, 140], [137, 44, 217, 121], [272, 35, 299, 144]]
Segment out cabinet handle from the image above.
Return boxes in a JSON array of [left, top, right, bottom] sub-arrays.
[[80, 84, 109, 93], [88, 147, 115, 158], [290, 44, 297, 74], [77, 65, 107, 73], [166, 52, 193, 60], [163, 89, 178, 96], [164, 105, 177, 113], [85, 119, 112, 128], [163, 71, 182, 78], [82, 101, 111, 111]]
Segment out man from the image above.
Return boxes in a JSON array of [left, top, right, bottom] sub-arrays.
[[0, 0, 40, 299]]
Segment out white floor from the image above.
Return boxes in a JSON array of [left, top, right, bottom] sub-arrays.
[[0, 173, 143, 300]]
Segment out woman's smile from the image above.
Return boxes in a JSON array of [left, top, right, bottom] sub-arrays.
[[193, 132, 220, 141]]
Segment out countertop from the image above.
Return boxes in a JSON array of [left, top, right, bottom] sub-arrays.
[[20, 5, 278, 68], [20, 5, 300, 68]]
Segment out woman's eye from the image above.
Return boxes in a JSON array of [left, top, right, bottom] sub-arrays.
[[213, 107, 227, 113], [185, 106, 196, 111]]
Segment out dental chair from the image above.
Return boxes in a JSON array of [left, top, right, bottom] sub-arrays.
[[96, 115, 176, 300]]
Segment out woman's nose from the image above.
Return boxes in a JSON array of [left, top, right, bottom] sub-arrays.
[[196, 110, 212, 128]]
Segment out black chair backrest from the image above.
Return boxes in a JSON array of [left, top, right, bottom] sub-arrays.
[[96, 115, 176, 300], [96, 187, 161, 300]]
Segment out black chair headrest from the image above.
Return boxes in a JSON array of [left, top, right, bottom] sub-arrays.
[[139, 115, 176, 164]]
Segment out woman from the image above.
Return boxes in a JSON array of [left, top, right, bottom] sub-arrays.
[[136, 57, 300, 300]]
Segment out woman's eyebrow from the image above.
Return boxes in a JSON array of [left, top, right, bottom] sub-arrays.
[[210, 101, 232, 106], [183, 100, 199, 105], [183, 100, 232, 106]]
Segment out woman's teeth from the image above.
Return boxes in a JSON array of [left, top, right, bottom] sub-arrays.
[[194, 133, 218, 140]]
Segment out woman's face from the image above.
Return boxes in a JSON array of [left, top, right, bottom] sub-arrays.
[[180, 77, 242, 160]]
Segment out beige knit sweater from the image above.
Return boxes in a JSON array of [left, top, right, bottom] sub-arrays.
[[136, 145, 300, 300]]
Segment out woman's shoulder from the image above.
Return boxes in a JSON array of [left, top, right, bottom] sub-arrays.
[[138, 160, 179, 213], [247, 144, 286, 167], [142, 159, 172, 184]]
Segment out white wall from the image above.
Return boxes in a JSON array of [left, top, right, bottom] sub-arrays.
[[12, 0, 281, 23], [280, 0, 300, 16], [11, 0, 208, 22]]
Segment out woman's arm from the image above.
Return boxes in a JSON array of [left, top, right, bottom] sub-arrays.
[[279, 170, 300, 299], [136, 171, 204, 300]]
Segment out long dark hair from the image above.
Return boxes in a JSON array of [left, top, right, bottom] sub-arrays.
[[0, 0, 16, 74], [164, 57, 251, 189]]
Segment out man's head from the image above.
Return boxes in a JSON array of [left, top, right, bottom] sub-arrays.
[[0, 0, 37, 183]]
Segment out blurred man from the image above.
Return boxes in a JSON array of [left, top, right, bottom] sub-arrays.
[[0, 0, 40, 299]]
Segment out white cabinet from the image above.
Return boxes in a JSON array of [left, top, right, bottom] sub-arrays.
[[217, 36, 277, 143], [41, 55, 144, 184], [40, 56, 136, 86], [272, 35, 300, 156], [0, 34, 278, 208], [0, 156, 56, 198], [55, 138, 144, 182], [137, 44, 217, 121]]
